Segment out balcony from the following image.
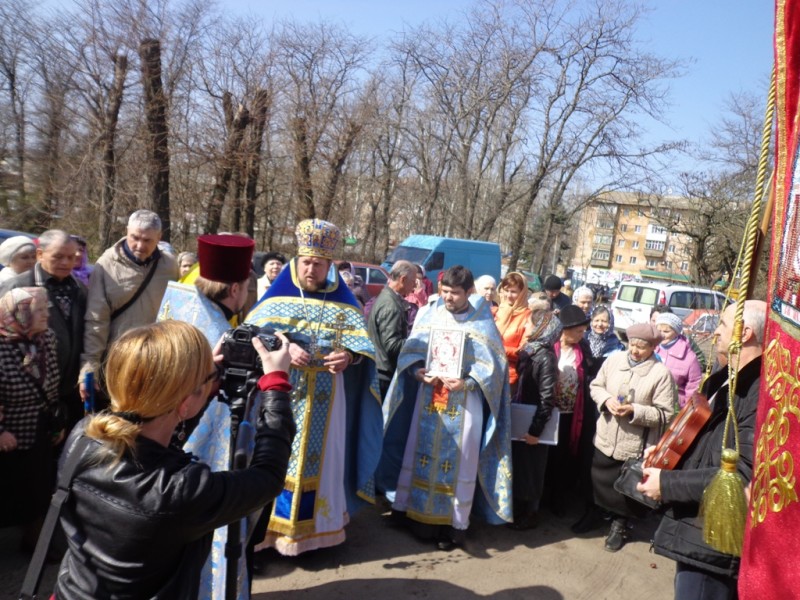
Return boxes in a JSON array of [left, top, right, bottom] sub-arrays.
[[644, 248, 665, 258], [591, 257, 611, 268], [593, 242, 613, 252]]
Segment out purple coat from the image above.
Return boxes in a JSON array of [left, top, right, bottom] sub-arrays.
[[654, 335, 702, 408]]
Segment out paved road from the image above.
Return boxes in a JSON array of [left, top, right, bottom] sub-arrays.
[[2, 500, 676, 600]]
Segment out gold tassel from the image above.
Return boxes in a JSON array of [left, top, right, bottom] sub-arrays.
[[699, 448, 748, 557]]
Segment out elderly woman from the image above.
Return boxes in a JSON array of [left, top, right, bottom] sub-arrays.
[[509, 305, 561, 530], [654, 312, 702, 408], [0, 288, 61, 552], [492, 272, 531, 390], [71, 235, 93, 286], [0, 236, 37, 282], [572, 286, 595, 317], [256, 251, 287, 298], [590, 323, 676, 552], [586, 305, 625, 363], [53, 321, 295, 598], [176, 251, 198, 279], [475, 274, 498, 307]]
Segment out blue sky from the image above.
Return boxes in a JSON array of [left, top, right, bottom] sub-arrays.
[[227, 0, 775, 158]]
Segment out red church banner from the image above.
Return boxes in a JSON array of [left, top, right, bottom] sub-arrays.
[[739, 2, 800, 596]]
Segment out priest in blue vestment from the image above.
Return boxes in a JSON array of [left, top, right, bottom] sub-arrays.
[[379, 265, 513, 550], [247, 219, 383, 556]]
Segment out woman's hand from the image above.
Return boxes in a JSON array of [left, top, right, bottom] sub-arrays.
[[441, 377, 465, 391], [605, 396, 633, 417], [254, 332, 291, 375], [415, 368, 438, 386], [0, 430, 18, 452], [523, 433, 539, 446]]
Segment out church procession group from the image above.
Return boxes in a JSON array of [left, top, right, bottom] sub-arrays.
[[0, 210, 766, 600]]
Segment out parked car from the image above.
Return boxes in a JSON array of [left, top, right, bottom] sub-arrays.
[[611, 282, 728, 333], [682, 309, 720, 339], [337, 261, 389, 298]]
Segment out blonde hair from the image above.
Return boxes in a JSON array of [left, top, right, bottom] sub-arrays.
[[85, 320, 213, 464]]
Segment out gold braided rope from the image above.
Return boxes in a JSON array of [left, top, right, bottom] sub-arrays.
[[700, 68, 776, 557]]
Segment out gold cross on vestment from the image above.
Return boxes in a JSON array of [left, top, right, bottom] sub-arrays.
[[441, 460, 453, 474], [329, 312, 352, 350], [419, 455, 430, 468], [446, 404, 460, 419]]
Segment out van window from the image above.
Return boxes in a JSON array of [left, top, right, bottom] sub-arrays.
[[425, 251, 444, 271], [617, 285, 637, 302], [386, 246, 430, 265], [639, 288, 659, 305], [368, 268, 387, 284], [669, 291, 715, 311]]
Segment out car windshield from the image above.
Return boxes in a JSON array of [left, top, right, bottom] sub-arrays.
[[385, 246, 430, 265]]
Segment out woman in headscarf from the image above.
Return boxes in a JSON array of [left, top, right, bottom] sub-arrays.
[[508, 303, 562, 530], [492, 272, 530, 392], [70, 235, 93, 286], [0, 287, 62, 552], [0, 236, 36, 282], [572, 286, 595, 317], [654, 312, 702, 408], [586, 305, 625, 363]]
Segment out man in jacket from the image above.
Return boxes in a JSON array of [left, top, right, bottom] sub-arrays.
[[638, 300, 766, 600], [79, 210, 178, 405], [367, 260, 416, 400], [543, 274, 572, 312], [0, 230, 87, 427]]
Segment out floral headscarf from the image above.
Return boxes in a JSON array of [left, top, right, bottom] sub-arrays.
[[0, 287, 48, 341], [586, 304, 623, 358], [521, 309, 563, 354]]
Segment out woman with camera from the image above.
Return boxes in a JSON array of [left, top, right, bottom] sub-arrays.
[[53, 320, 296, 599]]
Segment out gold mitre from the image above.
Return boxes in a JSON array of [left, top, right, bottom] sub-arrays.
[[295, 218, 341, 259]]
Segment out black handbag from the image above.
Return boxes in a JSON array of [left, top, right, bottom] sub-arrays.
[[614, 456, 661, 510], [613, 411, 665, 510]]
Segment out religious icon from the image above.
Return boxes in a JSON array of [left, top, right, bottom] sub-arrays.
[[426, 328, 465, 378]]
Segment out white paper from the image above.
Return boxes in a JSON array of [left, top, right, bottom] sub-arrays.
[[510, 403, 560, 446]]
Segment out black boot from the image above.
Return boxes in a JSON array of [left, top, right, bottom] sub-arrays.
[[604, 518, 627, 552]]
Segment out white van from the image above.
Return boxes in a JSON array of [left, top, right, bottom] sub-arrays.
[[611, 282, 728, 332]]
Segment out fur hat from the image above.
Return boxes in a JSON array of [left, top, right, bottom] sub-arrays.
[[0, 236, 36, 266], [626, 323, 661, 346], [558, 304, 590, 329], [262, 251, 286, 265], [197, 234, 255, 283], [655, 312, 684, 336], [543, 274, 563, 291]]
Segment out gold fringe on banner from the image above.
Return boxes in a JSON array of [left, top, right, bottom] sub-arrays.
[[700, 449, 748, 556]]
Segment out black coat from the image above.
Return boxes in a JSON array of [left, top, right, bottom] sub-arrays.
[[0, 266, 87, 407], [653, 355, 762, 576], [367, 286, 409, 381], [54, 389, 296, 599], [516, 343, 558, 437]]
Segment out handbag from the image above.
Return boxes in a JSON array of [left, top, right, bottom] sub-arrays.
[[613, 410, 666, 510]]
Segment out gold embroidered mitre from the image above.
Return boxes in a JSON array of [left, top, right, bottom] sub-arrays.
[[295, 219, 341, 260]]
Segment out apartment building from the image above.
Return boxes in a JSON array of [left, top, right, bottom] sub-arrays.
[[571, 192, 695, 285]]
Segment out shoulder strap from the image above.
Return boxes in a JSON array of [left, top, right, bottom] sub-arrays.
[[111, 253, 161, 322], [19, 435, 93, 600]]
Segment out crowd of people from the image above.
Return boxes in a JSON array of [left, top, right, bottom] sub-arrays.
[[0, 213, 763, 600]]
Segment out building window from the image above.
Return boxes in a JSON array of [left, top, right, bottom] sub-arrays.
[[632, 241, 640, 249], [634, 225, 642, 233], [665, 261, 673, 268], [624, 208, 630, 217], [615, 255, 623, 263], [646, 259, 658, 268], [598, 221, 614, 230], [680, 261, 689, 271], [592, 250, 610, 261], [668, 244, 675, 253], [629, 256, 637, 265], [638, 208, 646, 217], [617, 239, 625, 248], [594, 234, 613, 245], [645, 240, 665, 251], [650, 225, 667, 235], [620, 224, 628, 232]]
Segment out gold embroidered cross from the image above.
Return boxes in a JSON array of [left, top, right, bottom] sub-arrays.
[[419, 455, 430, 468], [441, 460, 453, 474], [329, 312, 352, 350], [425, 403, 438, 415], [446, 404, 459, 419]]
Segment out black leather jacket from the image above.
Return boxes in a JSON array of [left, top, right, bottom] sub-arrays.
[[54, 389, 295, 599], [515, 343, 558, 437]]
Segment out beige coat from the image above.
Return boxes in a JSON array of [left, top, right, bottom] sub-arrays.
[[591, 351, 676, 461], [79, 239, 178, 380]]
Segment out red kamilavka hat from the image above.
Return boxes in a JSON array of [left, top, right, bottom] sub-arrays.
[[197, 234, 255, 283]]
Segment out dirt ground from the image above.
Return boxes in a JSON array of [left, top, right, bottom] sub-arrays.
[[1, 499, 676, 600]]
